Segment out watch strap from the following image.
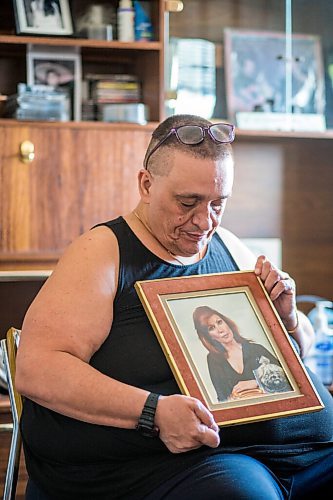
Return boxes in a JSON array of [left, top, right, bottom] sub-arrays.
[[136, 392, 160, 437]]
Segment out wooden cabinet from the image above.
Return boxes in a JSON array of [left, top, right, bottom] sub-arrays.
[[0, 0, 165, 268], [0, 0, 165, 122], [0, 120, 154, 269]]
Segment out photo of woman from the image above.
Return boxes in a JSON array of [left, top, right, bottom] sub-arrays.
[[193, 305, 292, 402], [33, 59, 75, 119], [34, 60, 74, 87], [136, 273, 321, 425], [27, 46, 82, 120]]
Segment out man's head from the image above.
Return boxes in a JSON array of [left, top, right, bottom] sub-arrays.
[[143, 114, 234, 175], [137, 114, 235, 258]]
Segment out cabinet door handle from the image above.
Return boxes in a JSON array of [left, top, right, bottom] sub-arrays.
[[19, 140, 35, 163]]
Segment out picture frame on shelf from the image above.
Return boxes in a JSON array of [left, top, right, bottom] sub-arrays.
[[27, 45, 82, 120], [224, 28, 326, 129], [135, 271, 323, 427], [13, 0, 74, 36]]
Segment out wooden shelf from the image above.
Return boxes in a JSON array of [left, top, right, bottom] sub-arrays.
[[236, 128, 333, 140], [0, 118, 158, 130], [0, 34, 162, 51], [1, 118, 333, 140]]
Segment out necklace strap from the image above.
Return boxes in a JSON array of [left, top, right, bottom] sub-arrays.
[[133, 211, 204, 266]]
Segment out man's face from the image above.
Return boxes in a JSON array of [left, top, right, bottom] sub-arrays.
[[144, 150, 234, 257]]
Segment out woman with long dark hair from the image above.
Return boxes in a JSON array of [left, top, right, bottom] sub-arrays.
[[193, 305, 282, 401]]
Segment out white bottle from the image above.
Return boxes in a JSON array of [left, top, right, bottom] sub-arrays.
[[117, 0, 135, 42], [313, 301, 333, 385]]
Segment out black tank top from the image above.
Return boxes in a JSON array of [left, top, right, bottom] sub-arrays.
[[21, 217, 333, 500], [89, 216, 239, 391]]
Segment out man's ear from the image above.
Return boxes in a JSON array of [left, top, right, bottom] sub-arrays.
[[138, 169, 153, 201]]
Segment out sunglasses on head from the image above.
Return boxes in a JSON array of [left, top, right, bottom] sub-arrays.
[[144, 122, 235, 169]]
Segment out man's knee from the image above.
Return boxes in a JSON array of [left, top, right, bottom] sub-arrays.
[[156, 454, 285, 500], [200, 455, 284, 499]]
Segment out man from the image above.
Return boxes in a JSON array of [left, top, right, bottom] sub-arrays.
[[16, 114, 333, 499]]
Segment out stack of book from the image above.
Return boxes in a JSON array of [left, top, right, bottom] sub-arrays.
[[83, 73, 146, 122], [87, 73, 141, 103]]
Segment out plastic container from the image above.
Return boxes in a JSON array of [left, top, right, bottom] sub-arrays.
[[134, 1, 153, 41], [117, 0, 135, 42], [313, 301, 333, 385]]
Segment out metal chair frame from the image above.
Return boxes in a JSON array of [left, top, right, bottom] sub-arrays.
[[0, 328, 22, 500]]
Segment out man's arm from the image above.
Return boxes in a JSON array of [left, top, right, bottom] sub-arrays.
[[15, 226, 147, 428], [15, 226, 220, 452], [286, 310, 314, 359]]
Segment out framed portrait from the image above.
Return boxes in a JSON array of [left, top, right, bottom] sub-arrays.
[[13, 0, 74, 36], [135, 271, 323, 427], [27, 45, 81, 120], [224, 28, 325, 123]]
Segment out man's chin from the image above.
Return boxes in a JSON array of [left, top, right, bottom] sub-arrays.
[[174, 242, 206, 258]]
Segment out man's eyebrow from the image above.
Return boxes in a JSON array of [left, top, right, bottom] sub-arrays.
[[175, 193, 201, 198], [175, 193, 231, 200]]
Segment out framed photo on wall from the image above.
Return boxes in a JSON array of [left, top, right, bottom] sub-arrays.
[[135, 271, 323, 427], [224, 28, 325, 123], [13, 0, 74, 36], [27, 45, 81, 120]]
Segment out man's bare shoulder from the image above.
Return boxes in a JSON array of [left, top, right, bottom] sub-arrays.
[[19, 225, 120, 361], [59, 225, 118, 266], [216, 227, 257, 270], [70, 224, 118, 251], [47, 225, 119, 298]]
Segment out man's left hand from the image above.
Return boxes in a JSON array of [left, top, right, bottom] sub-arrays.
[[255, 255, 298, 332]]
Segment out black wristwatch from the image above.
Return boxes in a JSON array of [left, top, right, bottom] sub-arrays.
[[136, 393, 160, 438]]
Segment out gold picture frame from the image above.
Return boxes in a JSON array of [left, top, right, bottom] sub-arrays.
[[135, 271, 323, 426]]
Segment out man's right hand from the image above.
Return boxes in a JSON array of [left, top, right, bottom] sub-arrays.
[[154, 394, 220, 453]]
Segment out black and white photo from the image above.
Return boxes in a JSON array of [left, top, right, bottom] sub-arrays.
[[13, 0, 74, 36], [27, 46, 81, 120]]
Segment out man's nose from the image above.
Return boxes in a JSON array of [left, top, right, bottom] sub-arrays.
[[192, 206, 215, 231]]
